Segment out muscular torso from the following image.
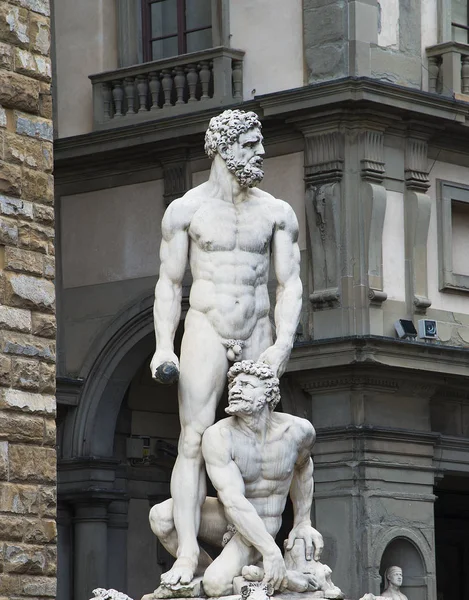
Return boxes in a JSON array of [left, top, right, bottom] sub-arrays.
[[184, 186, 284, 340]]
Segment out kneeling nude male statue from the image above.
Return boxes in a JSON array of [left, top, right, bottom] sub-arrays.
[[150, 109, 303, 586], [150, 361, 343, 599]]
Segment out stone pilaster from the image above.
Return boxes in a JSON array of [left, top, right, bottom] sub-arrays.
[[0, 1, 56, 600]]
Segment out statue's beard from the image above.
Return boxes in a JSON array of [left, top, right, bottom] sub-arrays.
[[225, 155, 264, 188], [225, 397, 253, 416]]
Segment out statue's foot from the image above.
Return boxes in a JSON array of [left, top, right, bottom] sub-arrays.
[[161, 557, 198, 587]]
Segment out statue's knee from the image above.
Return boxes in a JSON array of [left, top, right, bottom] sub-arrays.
[[203, 566, 232, 597], [149, 501, 173, 539], [179, 429, 203, 460]]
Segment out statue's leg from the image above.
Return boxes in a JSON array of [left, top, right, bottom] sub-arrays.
[[150, 497, 228, 575], [242, 315, 272, 361], [203, 533, 260, 597], [161, 310, 228, 586]]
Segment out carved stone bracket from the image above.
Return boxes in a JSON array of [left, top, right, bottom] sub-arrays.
[[162, 157, 191, 205], [405, 137, 430, 192], [304, 130, 344, 185], [360, 130, 385, 184]]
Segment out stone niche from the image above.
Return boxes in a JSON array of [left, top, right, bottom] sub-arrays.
[[379, 537, 426, 600]]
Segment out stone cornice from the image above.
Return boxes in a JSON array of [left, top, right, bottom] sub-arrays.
[[54, 77, 469, 175], [288, 335, 469, 380]]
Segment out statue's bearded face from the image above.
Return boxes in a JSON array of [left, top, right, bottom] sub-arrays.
[[226, 373, 267, 416], [222, 127, 265, 188]]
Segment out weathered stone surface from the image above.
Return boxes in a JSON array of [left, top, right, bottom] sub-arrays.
[[0, 216, 18, 244], [14, 48, 51, 82], [37, 485, 55, 517], [24, 518, 56, 544], [0, 573, 21, 595], [8, 445, 56, 483], [0, 160, 21, 196], [0, 194, 33, 219], [0, 482, 39, 514], [0, 106, 6, 127], [43, 416, 54, 446], [0, 42, 13, 69], [16, 0, 50, 17], [5, 247, 42, 275], [11, 358, 40, 391], [0, 440, 8, 479], [0, 331, 55, 362], [39, 89, 52, 119], [0, 388, 54, 415], [31, 313, 55, 338], [38, 361, 54, 393], [18, 221, 53, 253], [44, 545, 56, 576], [21, 168, 53, 203], [41, 141, 52, 172], [0, 515, 23, 540], [5, 273, 55, 312], [15, 111, 52, 141], [0, 70, 40, 113], [20, 575, 56, 597], [0, 306, 32, 333], [0, 354, 11, 386], [43, 254, 53, 279], [0, 411, 43, 443], [4, 543, 47, 574], [4, 132, 43, 169], [29, 13, 50, 55], [0, 5, 29, 48]]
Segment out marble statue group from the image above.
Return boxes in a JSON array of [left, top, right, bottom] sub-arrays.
[[143, 109, 407, 600]]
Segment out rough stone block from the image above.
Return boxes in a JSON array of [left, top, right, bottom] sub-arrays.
[[4, 132, 43, 169], [4, 543, 47, 574], [0, 388, 55, 414], [39, 89, 52, 119], [18, 221, 53, 253], [0, 194, 33, 219], [29, 13, 50, 55], [8, 445, 56, 484], [20, 575, 56, 597], [41, 141, 52, 172], [44, 545, 56, 576], [0, 515, 23, 541], [16, 0, 50, 17], [0, 5, 29, 48], [0, 70, 40, 113], [0, 331, 55, 362], [0, 216, 18, 245], [0, 440, 8, 479], [43, 255, 53, 279], [43, 417, 54, 446], [38, 485, 55, 517], [304, 2, 346, 46], [0, 306, 32, 333], [0, 161, 21, 197], [306, 43, 346, 81], [15, 111, 52, 142], [23, 518, 56, 544], [0, 411, 43, 443], [21, 168, 53, 203], [5, 247, 42, 275], [14, 48, 51, 82], [0, 106, 6, 128], [0, 482, 39, 514], [0, 42, 13, 70], [11, 358, 40, 391], [0, 574, 21, 595], [5, 273, 55, 312], [0, 354, 11, 386], [31, 313, 54, 338], [38, 361, 54, 393]]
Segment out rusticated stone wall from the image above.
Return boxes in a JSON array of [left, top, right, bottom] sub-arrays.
[[0, 0, 56, 597]]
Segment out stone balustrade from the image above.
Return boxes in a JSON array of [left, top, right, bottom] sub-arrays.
[[89, 46, 244, 130], [426, 42, 469, 97]]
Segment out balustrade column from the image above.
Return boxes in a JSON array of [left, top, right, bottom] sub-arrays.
[[186, 64, 198, 102], [198, 61, 211, 100], [124, 77, 136, 114], [427, 56, 440, 94], [136, 75, 149, 112], [149, 72, 161, 109]]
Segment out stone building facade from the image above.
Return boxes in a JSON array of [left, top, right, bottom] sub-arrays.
[[0, 0, 56, 598], [52, 2, 469, 600]]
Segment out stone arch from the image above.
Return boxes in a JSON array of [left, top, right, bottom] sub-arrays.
[[371, 527, 436, 600], [61, 292, 156, 459]]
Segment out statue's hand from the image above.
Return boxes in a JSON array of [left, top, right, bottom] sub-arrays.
[[285, 523, 324, 561], [150, 350, 180, 384], [258, 344, 290, 377], [262, 548, 288, 592]]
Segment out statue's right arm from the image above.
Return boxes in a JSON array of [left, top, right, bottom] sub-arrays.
[[150, 200, 189, 378], [202, 426, 288, 591]]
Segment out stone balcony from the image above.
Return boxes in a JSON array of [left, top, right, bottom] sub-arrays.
[[89, 46, 244, 130], [426, 42, 469, 99]]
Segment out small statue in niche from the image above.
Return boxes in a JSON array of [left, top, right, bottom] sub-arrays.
[[359, 565, 408, 600]]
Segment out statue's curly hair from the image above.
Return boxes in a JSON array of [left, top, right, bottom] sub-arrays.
[[227, 360, 280, 410], [204, 109, 262, 159]]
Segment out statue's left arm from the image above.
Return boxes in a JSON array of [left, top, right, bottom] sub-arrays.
[[259, 202, 302, 377], [285, 420, 324, 561]]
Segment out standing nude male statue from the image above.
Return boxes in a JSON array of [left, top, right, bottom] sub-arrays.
[[150, 110, 303, 586], [150, 361, 341, 597]]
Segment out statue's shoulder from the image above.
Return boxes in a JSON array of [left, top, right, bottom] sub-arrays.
[[275, 412, 316, 445], [251, 189, 298, 225], [163, 186, 206, 229]]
